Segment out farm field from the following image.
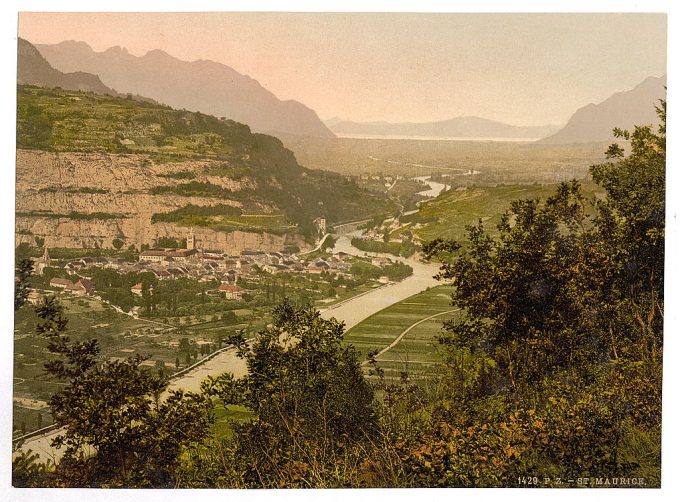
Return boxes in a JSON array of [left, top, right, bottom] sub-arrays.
[[12, 293, 264, 437], [344, 285, 460, 382]]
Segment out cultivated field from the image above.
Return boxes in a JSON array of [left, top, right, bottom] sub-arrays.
[[13, 294, 265, 436], [344, 285, 460, 382]]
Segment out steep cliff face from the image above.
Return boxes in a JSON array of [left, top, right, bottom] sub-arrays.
[[15, 218, 301, 252], [15, 149, 305, 253], [16, 85, 390, 246]]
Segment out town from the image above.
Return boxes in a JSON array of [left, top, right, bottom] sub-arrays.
[[25, 230, 412, 316]]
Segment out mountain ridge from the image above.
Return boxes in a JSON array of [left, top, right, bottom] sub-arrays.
[[538, 75, 666, 144], [35, 40, 335, 138], [327, 116, 561, 139], [17, 38, 115, 95]]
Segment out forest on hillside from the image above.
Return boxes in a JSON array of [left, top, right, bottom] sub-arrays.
[[13, 103, 665, 488]]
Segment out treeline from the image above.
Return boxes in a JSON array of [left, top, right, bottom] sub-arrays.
[[150, 181, 237, 199], [151, 204, 243, 224], [349, 259, 413, 282], [13, 106, 664, 487], [351, 237, 418, 258]]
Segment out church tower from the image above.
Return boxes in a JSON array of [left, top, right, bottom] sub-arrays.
[[36, 246, 51, 275], [187, 230, 195, 250]]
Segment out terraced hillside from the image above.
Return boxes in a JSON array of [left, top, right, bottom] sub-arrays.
[[16, 85, 392, 251]]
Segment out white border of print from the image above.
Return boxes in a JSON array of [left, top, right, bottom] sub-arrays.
[[0, 2, 676, 502]]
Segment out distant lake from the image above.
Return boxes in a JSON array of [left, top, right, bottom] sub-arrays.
[[335, 133, 540, 142]]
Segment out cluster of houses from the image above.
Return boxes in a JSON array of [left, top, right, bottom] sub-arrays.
[[30, 235, 375, 303], [28, 275, 96, 305], [48, 277, 96, 296], [136, 246, 356, 280]]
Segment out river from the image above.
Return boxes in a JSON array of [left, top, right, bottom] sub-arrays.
[[320, 234, 440, 329], [171, 175, 448, 386]]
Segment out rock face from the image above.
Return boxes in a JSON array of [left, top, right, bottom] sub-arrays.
[[36, 40, 335, 138], [538, 75, 666, 144], [17, 38, 115, 95], [15, 150, 305, 252]]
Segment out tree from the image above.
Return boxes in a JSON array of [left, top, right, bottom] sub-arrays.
[[154, 359, 167, 378], [112, 238, 125, 250], [14, 257, 33, 311], [201, 301, 376, 487], [24, 296, 212, 487], [320, 234, 336, 251], [417, 102, 666, 485], [35, 236, 45, 248], [589, 100, 665, 363]]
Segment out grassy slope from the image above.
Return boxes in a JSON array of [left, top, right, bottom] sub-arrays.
[[415, 181, 603, 243]]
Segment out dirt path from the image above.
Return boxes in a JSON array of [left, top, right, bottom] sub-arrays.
[[361, 309, 459, 366]]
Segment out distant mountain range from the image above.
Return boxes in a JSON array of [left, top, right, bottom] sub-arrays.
[[326, 116, 561, 140], [35, 40, 334, 138], [538, 75, 666, 144], [17, 38, 115, 95], [22, 38, 665, 145]]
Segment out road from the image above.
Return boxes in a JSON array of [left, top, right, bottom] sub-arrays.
[[298, 233, 330, 256]]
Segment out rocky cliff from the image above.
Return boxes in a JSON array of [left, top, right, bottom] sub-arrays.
[[16, 150, 305, 252]]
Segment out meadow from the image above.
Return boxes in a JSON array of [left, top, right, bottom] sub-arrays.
[[413, 180, 603, 243]]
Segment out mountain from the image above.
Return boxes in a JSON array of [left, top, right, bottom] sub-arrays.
[[17, 38, 115, 95], [538, 76, 667, 144], [35, 40, 334, 138], [16, 85, 390, 250], [326, 116, 561, 140]]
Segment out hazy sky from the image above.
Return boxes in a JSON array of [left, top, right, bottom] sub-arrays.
[[18, 12, 666, 126]]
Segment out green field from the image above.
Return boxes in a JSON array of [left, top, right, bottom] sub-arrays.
[[211, 403, 253, 439], [12, 294, 265, 436], [344, 285, 460, 382], [414, 181, 603, 243]]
